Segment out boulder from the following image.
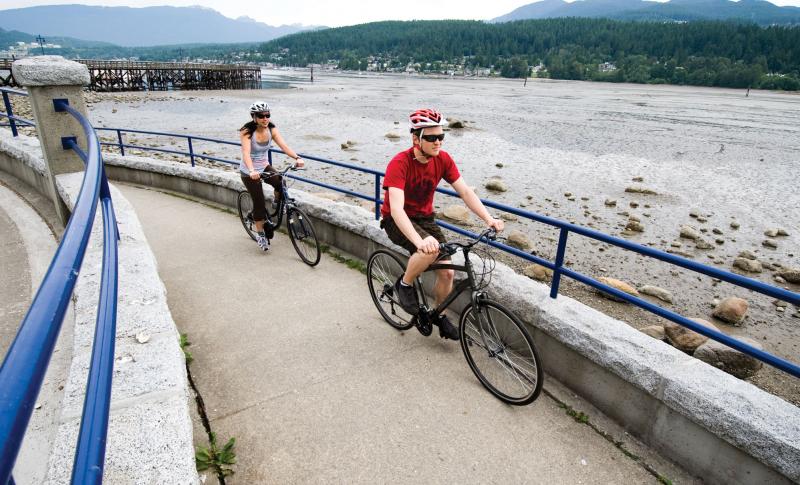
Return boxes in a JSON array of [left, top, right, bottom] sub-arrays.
[[730, 221, 740, 229], [441, 205, 470, 223], [447, 118, 465, 129], [680, 225, 701, 240], [764, 228, 779, 237], [639, 285, 673, 303], [485, 178, 508, 192], [625, 220, 645, 232], [776, 267, 800, 283], [733, 258, 762, 273], [664, 318, 718, 353], [640, 325, 666, 341], [762, 239, 778, 249], [604, 199, 617, 207], [695, 239, 714, 250], [694, 337, 764, 379], [506, 231, 532, 251], [597, 277, 640, 302], [384, 132, 402, 140], [737, 250, 757, 260], [712, 297, 748, 325], [523, 264, 553, 282], [624, 185, 658, 195]]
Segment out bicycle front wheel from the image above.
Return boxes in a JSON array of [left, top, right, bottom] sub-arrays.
[[287, 207, 321, 266], [237, 191, 257, 241], [460, 300, 543, 405], [366, 250, 414, 331]]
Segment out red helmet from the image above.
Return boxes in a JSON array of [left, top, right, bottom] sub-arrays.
[[409, 108, 445, 131]]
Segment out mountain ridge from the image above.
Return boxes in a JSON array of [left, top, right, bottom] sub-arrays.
[[491, 0, 800, 24], [0, 4, 316, 47]]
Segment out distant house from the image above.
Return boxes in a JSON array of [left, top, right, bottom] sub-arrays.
[[599, 62, 617, 72]]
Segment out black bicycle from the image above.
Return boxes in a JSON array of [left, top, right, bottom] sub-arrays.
[[237, 163, 321, 266], [366, 229, 543, 405]]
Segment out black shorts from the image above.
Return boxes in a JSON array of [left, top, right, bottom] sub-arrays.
[[381, 215, 446, 255]]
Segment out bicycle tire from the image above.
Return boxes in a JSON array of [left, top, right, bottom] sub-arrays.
[[236, 191, 258, 241], [366, 250, 414, 331], [287, 207, 321, 266], [460, 300, 543, 405]]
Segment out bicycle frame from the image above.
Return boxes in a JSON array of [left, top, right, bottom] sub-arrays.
[[417, 249, 484, 318]]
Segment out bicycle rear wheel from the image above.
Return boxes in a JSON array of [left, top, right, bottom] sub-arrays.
[[366, 250, 414, 331], [236, 191, 257, 241], [460, 300, 543, 405], [287, 207, 321, 266]]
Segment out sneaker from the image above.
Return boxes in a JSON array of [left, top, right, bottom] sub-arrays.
[[438, 315, 460, 340], [393, 277, 419, 315], [256, 234, 270, 251]]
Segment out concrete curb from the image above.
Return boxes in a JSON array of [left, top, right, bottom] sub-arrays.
[[0, 131, 199, 484], [2, 131, 799, 484]]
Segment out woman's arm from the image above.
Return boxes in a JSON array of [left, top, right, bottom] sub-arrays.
[[271, 127, 304, 167], [240, 130, 260, 180]]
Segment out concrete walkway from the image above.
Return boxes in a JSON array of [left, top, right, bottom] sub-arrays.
[[120, 183, 692, 484]]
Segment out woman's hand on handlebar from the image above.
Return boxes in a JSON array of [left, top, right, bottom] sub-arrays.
[[294, 156, 305, 169], [486, 217, 504, 233], [249, 169, 260, 180]]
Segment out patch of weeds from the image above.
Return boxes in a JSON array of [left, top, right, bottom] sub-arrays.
[[656, 475, 673, 485], [559, 402, 590, 424], [321, 246, 367, 274], [196, 431, 236, 479], [180, 333, 193, 365]]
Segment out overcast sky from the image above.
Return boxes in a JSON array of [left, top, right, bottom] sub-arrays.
[[4, 0, 800, 27]]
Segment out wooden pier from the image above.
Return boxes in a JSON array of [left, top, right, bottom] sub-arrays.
[[0, 59, 261, 91]]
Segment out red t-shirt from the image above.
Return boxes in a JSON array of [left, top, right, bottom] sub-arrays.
[[381, 147, 461, 218]]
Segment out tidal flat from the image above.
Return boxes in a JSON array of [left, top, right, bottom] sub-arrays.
[[70, 71, 799, 404]]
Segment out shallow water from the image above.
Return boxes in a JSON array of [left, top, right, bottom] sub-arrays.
[[85, 72, 800, 402]]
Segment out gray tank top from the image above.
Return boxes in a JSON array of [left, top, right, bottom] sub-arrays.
[[240, 128, 272, 174]]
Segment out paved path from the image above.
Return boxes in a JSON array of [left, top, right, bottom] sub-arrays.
[[120, 183, 690, 484]]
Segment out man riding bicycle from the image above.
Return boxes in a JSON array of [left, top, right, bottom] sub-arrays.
[[381, 108, 504, 340]]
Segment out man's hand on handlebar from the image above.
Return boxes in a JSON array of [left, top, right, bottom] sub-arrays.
[[417, 236, 440, 254]]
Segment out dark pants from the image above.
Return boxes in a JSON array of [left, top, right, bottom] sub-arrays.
[[381, 215, 446, 255], [240, 165, 282, 222]]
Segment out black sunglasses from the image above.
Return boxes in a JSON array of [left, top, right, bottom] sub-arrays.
[[420, 133, 445, 142], [254, 112, 271, 119]]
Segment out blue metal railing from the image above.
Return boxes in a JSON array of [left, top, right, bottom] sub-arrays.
[[0, 91, 119, 484], [0, 88, 35, 137], [2, 93, 798, 381]]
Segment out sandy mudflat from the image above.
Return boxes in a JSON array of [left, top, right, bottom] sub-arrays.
[[16, 71, 797, 403]]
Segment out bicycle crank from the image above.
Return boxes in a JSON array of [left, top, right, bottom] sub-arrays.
[[414, 313, 433, 337]]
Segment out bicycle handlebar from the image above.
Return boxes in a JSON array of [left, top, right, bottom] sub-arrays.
[[259, 163, 302, 180], [439, 228, 497, 255]]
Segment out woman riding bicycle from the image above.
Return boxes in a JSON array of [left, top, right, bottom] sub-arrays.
[[239, 101, 304, 251]]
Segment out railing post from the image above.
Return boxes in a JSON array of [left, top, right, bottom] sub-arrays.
[[2, 91, 18, 137], [11, 56, 91, 226], [187, 136, 195, 167], [116, 129, 125, 156], [374, 174, 381, 220], [268, 148, 273, 166], [550, 228, 569, 299]]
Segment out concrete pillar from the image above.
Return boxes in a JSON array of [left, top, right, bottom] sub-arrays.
[[11, 56, 91, 225]]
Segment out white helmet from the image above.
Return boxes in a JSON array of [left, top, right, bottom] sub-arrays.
[[249, 101, 270, 113], [409, 108, 445, 131]]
